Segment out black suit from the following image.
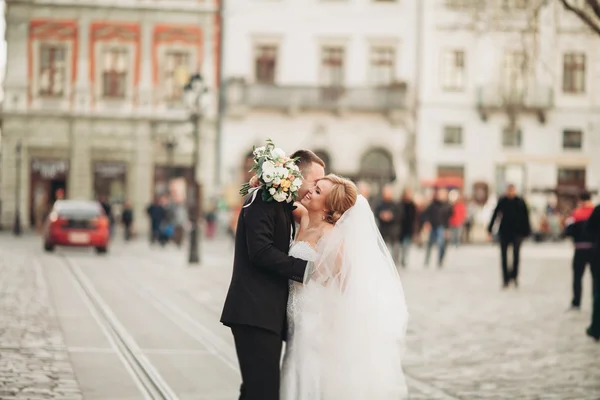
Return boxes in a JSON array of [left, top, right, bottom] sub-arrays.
[[488, 195, 531, 285], [221, 192, 307, 400]]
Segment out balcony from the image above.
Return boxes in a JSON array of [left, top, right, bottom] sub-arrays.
[[476, 85, 553, 124], [226, 79, 407, 116]]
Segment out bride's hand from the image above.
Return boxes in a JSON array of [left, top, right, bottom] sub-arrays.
[[249, 176, 260, 188]]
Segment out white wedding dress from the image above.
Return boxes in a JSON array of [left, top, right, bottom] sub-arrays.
[[280, 196, 408, 400]]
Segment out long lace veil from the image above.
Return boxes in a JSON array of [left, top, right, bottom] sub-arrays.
[[295, 195, 409, 399]]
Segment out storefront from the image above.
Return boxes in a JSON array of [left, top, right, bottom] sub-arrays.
[[93, 161, 127, 204], [29, 158, 69, 228]]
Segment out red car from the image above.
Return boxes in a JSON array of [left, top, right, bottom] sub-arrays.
[[43, 200, 110, 254]]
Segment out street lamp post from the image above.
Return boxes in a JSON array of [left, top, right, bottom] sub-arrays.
[[13, 140, 22, 236], [183, 73, 209, 265]]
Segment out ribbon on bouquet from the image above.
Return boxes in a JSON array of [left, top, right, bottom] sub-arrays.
[[242, 186, 263, 209]]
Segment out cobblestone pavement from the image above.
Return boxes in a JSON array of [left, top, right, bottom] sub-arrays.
[[122, 238, 600, 400], [0, 240, 83, 400], [1, 233, 599, 400]]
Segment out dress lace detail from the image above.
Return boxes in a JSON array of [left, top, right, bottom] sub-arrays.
[[286, 241, 317, 338]]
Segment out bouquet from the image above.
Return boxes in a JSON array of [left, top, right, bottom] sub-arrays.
[[240, 139, 303, 203]]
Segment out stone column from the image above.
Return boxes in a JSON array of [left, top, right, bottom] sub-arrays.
[[137, 18, 154, 110], [131, 121, 154, 234], [4, 9, 29, 112], [74, 16, 91, 111], [0, 134, 17, 228], [68, 119, 93, 200]]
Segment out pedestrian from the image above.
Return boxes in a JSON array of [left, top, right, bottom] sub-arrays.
[[399, 187, 417, 268], [121, 201, 134, 241], [563, 192, 595, 310], [585, 203, 600, 342], [421, 188, 453, 268], [449, 192, 467, 247], [375, 185, 401, 264], [205, 207, 217, 239], [487, 184, 531, 289], [99, 195, 114, 238], [147, 196, 167, 244]]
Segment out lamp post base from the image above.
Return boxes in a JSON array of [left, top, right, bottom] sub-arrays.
[[188, 223, 200, 265]]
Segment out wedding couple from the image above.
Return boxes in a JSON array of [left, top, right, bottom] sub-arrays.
[[221, 149, 408, 400]]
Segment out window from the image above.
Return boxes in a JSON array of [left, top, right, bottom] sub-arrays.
[[502, 126, 522, 148], [563, 53, 586, 94], [321, 46, 345, 86], [558, 168, 586, 185], [39, 45, 66, 97], [102, 48, 128, 99], [442, 50, 465, 91], [164, 51, 190, 101], [254, 45, 277, 84], [501, 0, 528, 10], [502, 52, 526, 101], [443, 126, 463, 145], [446, 0, 472, 7], [563, 129, 583, 150], [369, 46, 395, 86]]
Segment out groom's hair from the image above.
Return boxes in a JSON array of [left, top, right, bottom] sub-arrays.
[[290, 150, 325, 173]]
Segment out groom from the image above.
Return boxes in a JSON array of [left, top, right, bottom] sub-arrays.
[[221, 150, 326, 400]]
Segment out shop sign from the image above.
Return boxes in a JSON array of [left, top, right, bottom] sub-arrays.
[[31, 159, 69, 179], [95, 162, 126, 178]]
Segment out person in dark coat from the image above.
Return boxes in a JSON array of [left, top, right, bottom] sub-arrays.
[[563, 192, 595, 310], [585, 203, 600, 342], [488, 184, 531, 288], [375, 185, 401, 263], [121, 201, 134, 241], [421, 188, 453, 268], [220, 150, 324, 400], [399, 187, 417, 267], [146, 196, 167, 244]]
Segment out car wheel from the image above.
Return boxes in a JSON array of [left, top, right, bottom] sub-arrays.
[[95, 246, 108, 254], [44, 243, 55, 252]]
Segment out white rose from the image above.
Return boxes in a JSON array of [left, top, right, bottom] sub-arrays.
[[292, 178, 303, 188], [273, 191, 287, 202], [273, 176, 282, 185], [271, 148, 286, 159], [269, 187, 276, 195], [290, 186, 297, 193], [262, 160, 276, 172], [277, 167, 289, 178], [286, 195, 293, 203], [262, 170, 274, 183]]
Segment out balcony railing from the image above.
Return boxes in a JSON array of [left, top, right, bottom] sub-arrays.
[[477, 85, 553, 110], [226, 80, 407, 114], [476, 85, 553, 123]]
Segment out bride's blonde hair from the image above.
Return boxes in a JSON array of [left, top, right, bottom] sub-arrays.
[[319, 174, 358, 225]]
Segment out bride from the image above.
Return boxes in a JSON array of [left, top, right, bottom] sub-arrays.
[[281, 174, 409, 399]]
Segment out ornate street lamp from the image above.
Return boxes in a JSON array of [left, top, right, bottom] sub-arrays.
[[183, 73, 209, 265], [12, 140, 22, 236]]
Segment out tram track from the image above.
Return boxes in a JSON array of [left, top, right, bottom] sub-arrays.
[[57, 254, 179, 400]]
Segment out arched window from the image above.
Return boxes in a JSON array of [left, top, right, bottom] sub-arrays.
[[313, 150, 331, 174], [359, 149, 396, 196], [242, 151, 255, 183]]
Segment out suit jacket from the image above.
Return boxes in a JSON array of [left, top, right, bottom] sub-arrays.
[[220, 191, 307, 338]]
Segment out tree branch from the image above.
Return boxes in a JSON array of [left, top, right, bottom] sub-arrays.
[[586, 0, 600, 20], [561, 0, 600, 36]]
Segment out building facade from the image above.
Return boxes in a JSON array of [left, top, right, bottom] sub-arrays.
[[219, 0, 417, 203], [418, 0, 600, 211], [0, 0, 220, 232]]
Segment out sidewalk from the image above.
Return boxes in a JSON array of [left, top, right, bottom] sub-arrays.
[[0, 239, 83, 400]]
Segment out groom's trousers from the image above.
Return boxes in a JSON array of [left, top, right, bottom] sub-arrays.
[[231, 324, 282, 400]]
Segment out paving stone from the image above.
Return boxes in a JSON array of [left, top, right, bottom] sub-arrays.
[[0, 246, 82, 400]]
